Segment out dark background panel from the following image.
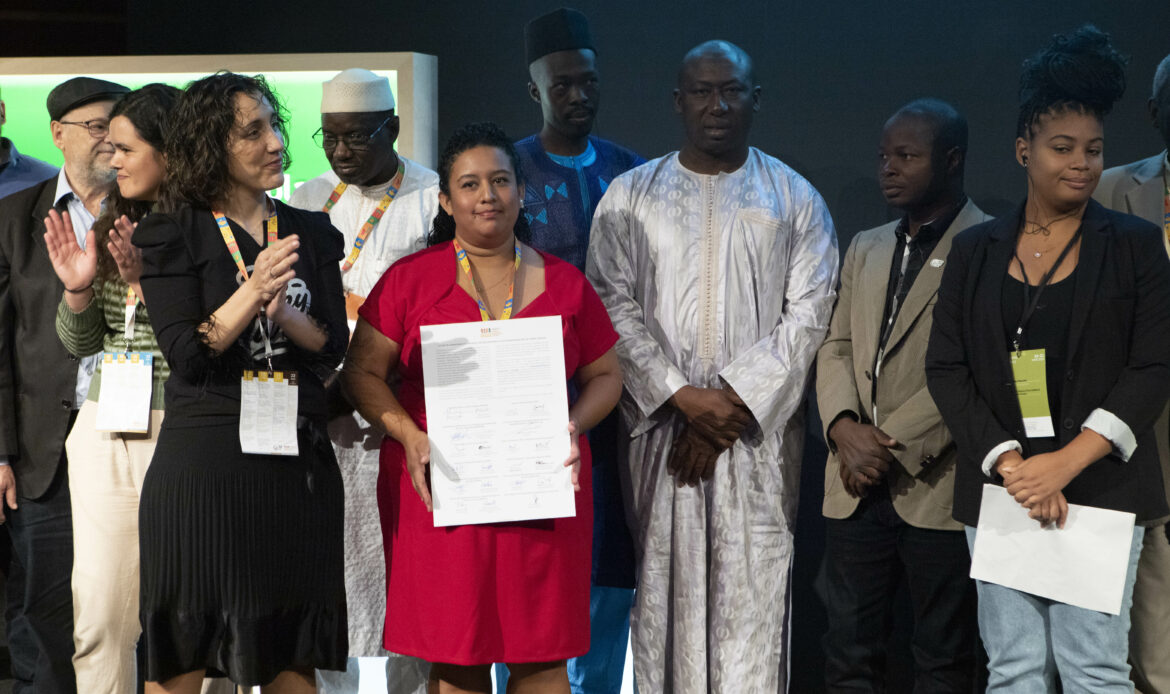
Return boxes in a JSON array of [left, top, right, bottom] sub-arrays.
[[5, 2, 1170, 691], [119, 0, 1170, 244]]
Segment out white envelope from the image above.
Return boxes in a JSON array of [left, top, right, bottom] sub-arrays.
[[971, 484, 1135, 614]]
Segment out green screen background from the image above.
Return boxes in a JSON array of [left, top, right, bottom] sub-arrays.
[[1, 70, 397, 202]]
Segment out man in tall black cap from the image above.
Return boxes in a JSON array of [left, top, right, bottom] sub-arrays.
[[510, 8, 644, 694], [0, 74, 127, 693]]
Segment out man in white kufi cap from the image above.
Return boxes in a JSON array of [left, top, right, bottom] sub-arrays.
[[289, 67, 438, 694]]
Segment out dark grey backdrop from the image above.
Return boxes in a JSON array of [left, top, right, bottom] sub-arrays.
[[10, 1, 1170, 690]]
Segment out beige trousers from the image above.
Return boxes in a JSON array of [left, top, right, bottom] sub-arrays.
[[67, 402, 237, 694], [1131, 522, 1170, 694], [67, 401, 160, 694]]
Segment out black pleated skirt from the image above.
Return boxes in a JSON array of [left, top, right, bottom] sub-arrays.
[[139, 420, 348, 686]]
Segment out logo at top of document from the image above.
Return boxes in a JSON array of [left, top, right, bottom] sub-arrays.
[[480, 326, 501, 338]]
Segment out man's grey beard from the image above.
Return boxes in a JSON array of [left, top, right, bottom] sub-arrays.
[[84, 159, 117, 190]]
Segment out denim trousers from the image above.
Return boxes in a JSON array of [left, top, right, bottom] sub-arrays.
[[965, 524, 1144, 693]]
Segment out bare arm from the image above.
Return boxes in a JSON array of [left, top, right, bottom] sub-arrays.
[[570, 347, 622, 433], [343, 318, 432, 509]]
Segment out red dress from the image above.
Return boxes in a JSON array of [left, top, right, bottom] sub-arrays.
[[358, 242, 619, 665]]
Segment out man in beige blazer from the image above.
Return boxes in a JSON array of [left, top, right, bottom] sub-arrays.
[[1094, 52, 1170, 694], [816, 99, 989, 693]]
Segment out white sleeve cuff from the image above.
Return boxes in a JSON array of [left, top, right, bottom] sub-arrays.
[[982, 440, 1023, 477], [1082, 408, 1137, 462], [664, 369, 690, 401]]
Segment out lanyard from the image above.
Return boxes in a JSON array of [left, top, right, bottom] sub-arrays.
[[1012, 227, 1083, 354], [453, 239, 522, 321], [212, 206, 280, 372], [323, 160, 406, 272], [212, 208, 278, 280], [1162, 171, 1170, 247], [122, 286, 137, 352]]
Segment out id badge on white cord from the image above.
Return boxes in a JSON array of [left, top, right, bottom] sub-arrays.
[[95, 351, 153, 433], [239, 370, 299, 456], [1010, 348, 1056, 438]]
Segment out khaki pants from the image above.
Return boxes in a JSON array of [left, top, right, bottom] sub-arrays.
[[1131, 523, 1170, 694], [67, 401, 161, 693]]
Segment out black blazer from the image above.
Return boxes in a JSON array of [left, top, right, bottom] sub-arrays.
[[0, 177, 81, 499], [926, 199, 1170, 525]]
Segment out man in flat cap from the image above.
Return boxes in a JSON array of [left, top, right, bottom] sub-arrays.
[[510, 9, 644, 694], [0, 75, 126, 693], [289, 67, 437, 694], [587, 41, 837, 693], [0, 85, 58, 199]]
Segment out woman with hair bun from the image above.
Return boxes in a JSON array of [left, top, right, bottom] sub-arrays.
[[927, 25, 1170, 691]]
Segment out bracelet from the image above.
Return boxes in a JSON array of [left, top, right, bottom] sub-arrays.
[[64, 283, 93, 294]]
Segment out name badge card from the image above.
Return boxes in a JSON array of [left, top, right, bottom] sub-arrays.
[[95, 351, 153, 433], [1010, 348, 1055, 438], [239, 370, 299, 456]]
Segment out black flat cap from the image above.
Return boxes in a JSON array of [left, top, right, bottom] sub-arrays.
[[525, 8, 594, 66], [47, 77, 130, 121]]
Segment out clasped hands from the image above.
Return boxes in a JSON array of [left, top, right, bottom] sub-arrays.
[[995, 449, 1081, 529], [666, 384, 752, 487], [828, 417, 898, 498]]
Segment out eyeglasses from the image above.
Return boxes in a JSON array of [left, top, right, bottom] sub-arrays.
[[58, 119, 110, 138], [312, 117, 393, 151]]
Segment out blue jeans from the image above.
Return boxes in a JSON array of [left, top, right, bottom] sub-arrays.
[[965, 524, 1144, 693]]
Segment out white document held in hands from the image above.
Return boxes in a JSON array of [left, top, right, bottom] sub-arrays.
[[971, 484, 1136, 615], [421, 315, 575, 527]]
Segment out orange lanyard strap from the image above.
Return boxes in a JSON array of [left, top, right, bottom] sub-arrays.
[[211, 208, 278, 280], [453, 240, 522, 321], [211, 206, 280, 370], [323, 160, 407, 272], [1163, 172, 1170, 246]]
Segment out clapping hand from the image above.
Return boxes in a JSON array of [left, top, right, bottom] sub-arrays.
[[107, 215, 144, 297], [248, 234, 299, 310], [43, 209, 97, 292]]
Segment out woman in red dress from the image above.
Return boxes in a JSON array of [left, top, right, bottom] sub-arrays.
[[343, 122, 623, 693]]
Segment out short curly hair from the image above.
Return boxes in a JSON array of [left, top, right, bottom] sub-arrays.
[[1017, 24, 1129, 138], [427, 121, 531, 246], [161, 71, 291, 211]]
